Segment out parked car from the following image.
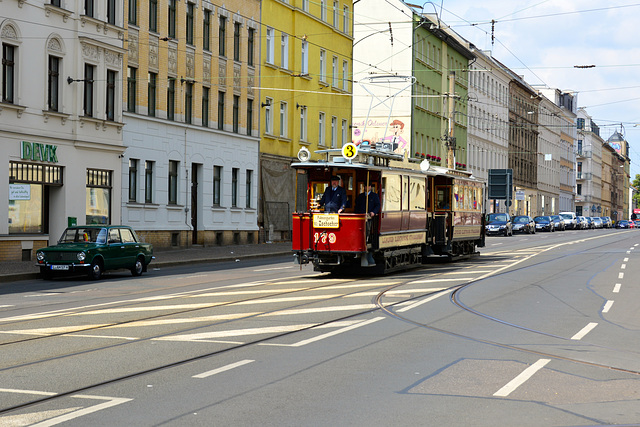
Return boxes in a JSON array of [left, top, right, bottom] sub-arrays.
[[550, 215, 566, 231], [36, 225, 154, 280], [634, 220, 640, 228], [512, 215, 536, 234], [591, 217, 603, 228], [577, 216, 589, 229], [615, 220, 631, 229], [584, 216, 595, 229], [533, 216, 554, 232], [485, 213, 513, 236], [600, 217, 613, 228], [559, 212, 578, 230]]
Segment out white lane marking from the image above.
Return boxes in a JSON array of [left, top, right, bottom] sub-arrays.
[[621, 264, 626, 269], [31, 395, 133, 427], [0, 388, 57, 396], [494, 359, 551, 397], [624, 257, 629, 262], [154, 324, 318, 342], [269, 317, 385, 347], [613, 283, 622, 293], [69, 334, 138, 340], [0, 325, 110, 336], [602, 300, 614, 313], [408, 278, 474, 285], [193, 359, 254, 379], [0, 305, 14, 308], [571, 322, 598, 340], [619, 272, 624, 279], [397, 289, 454, 313], [443, 271, 492, 275], [253, 266, 294, 271]]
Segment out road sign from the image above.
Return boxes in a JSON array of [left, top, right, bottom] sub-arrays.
[[488, 169, 513, 200]]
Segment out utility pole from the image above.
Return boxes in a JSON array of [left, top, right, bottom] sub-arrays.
[[445, 71, 457, 170]]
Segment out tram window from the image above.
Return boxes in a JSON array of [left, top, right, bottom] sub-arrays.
[[436, 186, 451, 209], [402, 176, 409, 211], [410, 178, 426, 210], [382, 175, 400, 211]]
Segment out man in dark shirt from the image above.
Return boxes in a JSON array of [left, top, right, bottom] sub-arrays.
[[319, 176, 347, 213], [355, 185, 381, 217]]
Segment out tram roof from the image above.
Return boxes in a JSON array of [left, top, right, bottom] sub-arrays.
[[291, 147, 482, 182]]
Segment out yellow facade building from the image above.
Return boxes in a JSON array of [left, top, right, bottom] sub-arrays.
[[259, 0, 353, 241]]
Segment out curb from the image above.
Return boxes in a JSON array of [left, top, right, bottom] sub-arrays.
[[0, 251, 293, 284]]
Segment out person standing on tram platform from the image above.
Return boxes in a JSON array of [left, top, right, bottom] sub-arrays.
[[355, 184, 380, 217], [319, 176, 347, 213]]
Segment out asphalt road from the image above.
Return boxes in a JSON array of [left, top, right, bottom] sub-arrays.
[[1, 228, 639, 426]]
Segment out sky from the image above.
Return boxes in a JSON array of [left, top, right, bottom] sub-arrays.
[[427, 0, 640, 179]]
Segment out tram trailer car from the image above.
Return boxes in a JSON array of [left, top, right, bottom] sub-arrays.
[[292, 147, 486, 274]]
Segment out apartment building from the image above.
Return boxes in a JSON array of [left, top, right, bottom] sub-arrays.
[[575, 108, 603, 217]]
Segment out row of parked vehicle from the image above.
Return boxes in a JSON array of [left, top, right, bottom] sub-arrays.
[[485, 211, 634, 236]]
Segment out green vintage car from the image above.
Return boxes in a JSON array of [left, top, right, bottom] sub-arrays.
[[36, 225, 154, 280]]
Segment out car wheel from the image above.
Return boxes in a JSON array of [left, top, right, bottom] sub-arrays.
[[131, 256, 144, 276], [88, 259, 103, 280]]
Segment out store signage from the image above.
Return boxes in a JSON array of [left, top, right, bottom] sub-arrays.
[[21, 141, 58, 163], [9, 184, 31, 200]]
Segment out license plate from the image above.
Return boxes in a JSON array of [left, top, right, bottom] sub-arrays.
[[51, 265, 69, 270]]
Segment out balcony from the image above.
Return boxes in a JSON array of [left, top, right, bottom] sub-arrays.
[[576, 172, 592, 181]]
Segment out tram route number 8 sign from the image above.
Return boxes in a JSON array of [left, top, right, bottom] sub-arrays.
[[342, 143, 358, 160]]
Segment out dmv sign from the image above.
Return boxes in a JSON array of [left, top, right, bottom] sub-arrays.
[[21, 141, 58, 163]]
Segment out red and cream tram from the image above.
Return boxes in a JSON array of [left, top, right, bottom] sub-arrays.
[[292, 146, 486, 273]]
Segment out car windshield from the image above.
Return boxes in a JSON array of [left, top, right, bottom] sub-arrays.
[[513, 217, 529, 223], [488, 214, 507, 222], [534, 216, 549, 223], [559, 214, 573, 220], [59, 228, 107, 244]]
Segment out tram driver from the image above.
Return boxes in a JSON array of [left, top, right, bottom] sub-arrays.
[[319, 176, 347, 213]]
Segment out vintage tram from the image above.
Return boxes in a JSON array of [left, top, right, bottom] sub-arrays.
[[292, 146, 486, 273]]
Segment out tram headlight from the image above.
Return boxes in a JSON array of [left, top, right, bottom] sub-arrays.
[[77, 252, 86, 262], [36, 251, 45, 262]]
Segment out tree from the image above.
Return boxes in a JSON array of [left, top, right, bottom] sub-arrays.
[[632, 174, 640, 213]]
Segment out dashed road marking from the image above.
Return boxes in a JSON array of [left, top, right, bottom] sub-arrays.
[[571, 322, 598, 340], [193, 359, 254, 379], [602, 300, 614, 313], [493, 359, 551, 397]]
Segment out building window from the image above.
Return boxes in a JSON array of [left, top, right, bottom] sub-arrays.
[[233, 95, 239, 133], [202, 87, 209, 127], [149, 0, 157, 32], [300, 106, 307, 141], [213, 165, 222, 206], [232, 168, 239, 207], [203, 10, 210, 51], [302, 0, 309, 12], [301, 41, 308, 74], [246, 98, 253, 136], [219, 16, 226, 57], [168, 0, 176, 38], [186, 3, 194, 45], [247, 28, 255, 66], [577, 183, 582, 195], [319, 50, 326, 83], [331, 116, 337, 148], [333, 1, 338, 27], [233, 22, 241, 61], [266, 27, 274, 64], [167, 78, 175, 120], [246, 169, 253, 208], [264, 98, 273, 134], [129, 159, 138, 202], [343, 5, 349, 35], [217, 91, 225, 130], [280, 102, 287, 138], [86, 169, 112, 225], [2, 44, 15, 104], [281, 33, 289, 69], [342, 119, 347, 147], [48, 56, 60, 111], [343, 60, 349, 91], [332, 56, 338, 87], [107, 0, 117, 25], [127, 66, 136, 113], [128, 0, 137, 25], [319, 112, 325, 146], [320, 0, 327, 21], [185, 81, 193, 124], [85, 0, 94, 17], [84, 64, 95, 117], [106, 70, 116, 121], [148, 72, 156, 117], [168, 160, 179, 205], [145, 161, 154, 203]]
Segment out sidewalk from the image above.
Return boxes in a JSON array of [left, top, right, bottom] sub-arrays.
[[0, 242, 293, 283]]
